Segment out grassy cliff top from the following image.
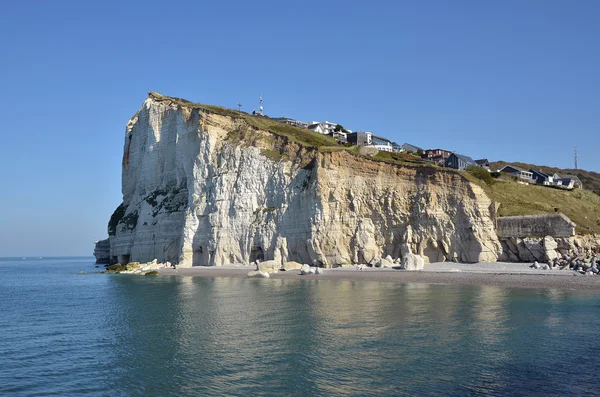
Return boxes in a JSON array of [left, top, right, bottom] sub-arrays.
[[467, 176, 600, 234], [146, 93, 600, 232], [490, 160, 600, 192], [146, 92, 433, 167], [147, 92, 340, 148]]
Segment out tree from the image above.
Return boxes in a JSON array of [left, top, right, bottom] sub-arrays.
[[334, 124, 345, 132]]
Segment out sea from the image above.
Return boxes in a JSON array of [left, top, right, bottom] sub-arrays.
[[1, 257, 600, 396]]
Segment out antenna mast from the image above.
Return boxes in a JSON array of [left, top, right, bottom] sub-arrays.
[[259, 94, 263, 116], [237, 103, 242, 112], [574, 146, 578, 170]]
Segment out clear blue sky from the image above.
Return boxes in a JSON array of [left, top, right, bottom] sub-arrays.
[[0, 0, 598, 256]]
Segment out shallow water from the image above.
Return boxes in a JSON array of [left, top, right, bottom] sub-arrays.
[[1, 257, 600, 396]]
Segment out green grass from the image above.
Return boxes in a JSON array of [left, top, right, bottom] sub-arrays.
[[482, 179, 600, 234], [490, 160, 600, 191], [147, 92, 441, 171], [149, 92, 339, 148], [146, 93, 600, 234], [260, 148, 285, 162]]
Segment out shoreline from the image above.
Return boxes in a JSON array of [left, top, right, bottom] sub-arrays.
[[158, 262, 600, 291]]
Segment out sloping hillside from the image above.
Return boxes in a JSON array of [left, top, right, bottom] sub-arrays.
[[464, 174, 600, 234], [490, 161, 600, 192]]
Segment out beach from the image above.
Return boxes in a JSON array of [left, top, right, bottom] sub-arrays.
[[159, 262, 600, 291]]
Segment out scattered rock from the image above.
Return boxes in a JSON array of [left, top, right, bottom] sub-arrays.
[[300, 264, 311, 275], [380, 257, 394, 268], [247, 270, 270, 278], [257, 260, 280, 273], [282, 261, 303, 271], [402, 253, 424, 271]]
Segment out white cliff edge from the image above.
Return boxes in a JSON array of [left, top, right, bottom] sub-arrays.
[[107, 93, 502, 268]]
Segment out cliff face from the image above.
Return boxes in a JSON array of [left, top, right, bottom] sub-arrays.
[[108, 93, 501, 267]]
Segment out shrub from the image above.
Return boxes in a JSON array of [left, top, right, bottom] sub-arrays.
[[145, 271, 159, 276], [465, 166, 495, 185]]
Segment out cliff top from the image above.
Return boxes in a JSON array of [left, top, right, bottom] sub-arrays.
[[144, 92, 430, 168], [141, 93, 600, 234], [490, 160, 600, 193]]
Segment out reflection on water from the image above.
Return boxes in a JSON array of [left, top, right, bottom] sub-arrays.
[[102, 277, 600, 396], [2, 259, 600, 396]]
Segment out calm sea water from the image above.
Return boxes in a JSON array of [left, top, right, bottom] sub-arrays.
[[1, 257, 600, 396]]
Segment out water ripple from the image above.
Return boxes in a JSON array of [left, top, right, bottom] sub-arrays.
[[2, 260, 600, 395]]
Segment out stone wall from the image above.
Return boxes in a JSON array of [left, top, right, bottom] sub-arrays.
[[497, 214, 576, 239]]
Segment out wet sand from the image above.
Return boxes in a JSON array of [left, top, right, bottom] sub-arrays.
[[159, 262, 600, 291]]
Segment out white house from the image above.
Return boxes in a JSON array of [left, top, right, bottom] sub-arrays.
[[366, 135, 394, 152], [308, 121, 337, 135], [273, 117, 308, 129]]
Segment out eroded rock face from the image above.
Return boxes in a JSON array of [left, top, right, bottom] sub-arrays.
[[500, 235, 600, 262], [108, 93, 502, 267]]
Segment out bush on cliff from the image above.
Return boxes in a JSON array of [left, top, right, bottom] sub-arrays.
[[465, 166, 495, 186]]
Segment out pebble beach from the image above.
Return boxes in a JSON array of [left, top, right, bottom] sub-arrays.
[[159, 262, 600, 291]]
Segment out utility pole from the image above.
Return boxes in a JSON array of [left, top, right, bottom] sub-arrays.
[[574, 146, 578, 170], [237, 103, 242, 112]]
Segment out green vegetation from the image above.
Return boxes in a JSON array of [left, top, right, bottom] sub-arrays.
[[465, 165, 495, 185], [108, 203, 139, 235], [253, 207, 279, 215], [490, 160, 600, 191], [148, 92, 440, 169], [260, 148, 285, 162], [334, 124, 348, 133], [108, 203, 126, 236], [144, 271, 159, 276], [149, 92, 338, 148], [372, 150, 432, 167], [106, 262, 141, 274], [106, 264, 124, 273], [120, 211, 139, 230], [471, 178, 600, 234], [145, 186, 187, 217], [146, 93, 600, 232]]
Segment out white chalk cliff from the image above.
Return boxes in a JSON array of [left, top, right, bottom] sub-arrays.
[[108, 93, 501, 267]]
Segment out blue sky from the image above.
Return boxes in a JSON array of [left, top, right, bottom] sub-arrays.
[[0, 0, 598, 256]]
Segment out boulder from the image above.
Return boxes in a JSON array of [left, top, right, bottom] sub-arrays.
[[258, 260, 280, 273], [282, 261, 304, 271], [380, 257, 394, 268], [402, 253, 424, 271], [315, 267, 323, 274], [247, 270, 270, 278], [543, 236, 559, 262], [300, 264, 311, 275]]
